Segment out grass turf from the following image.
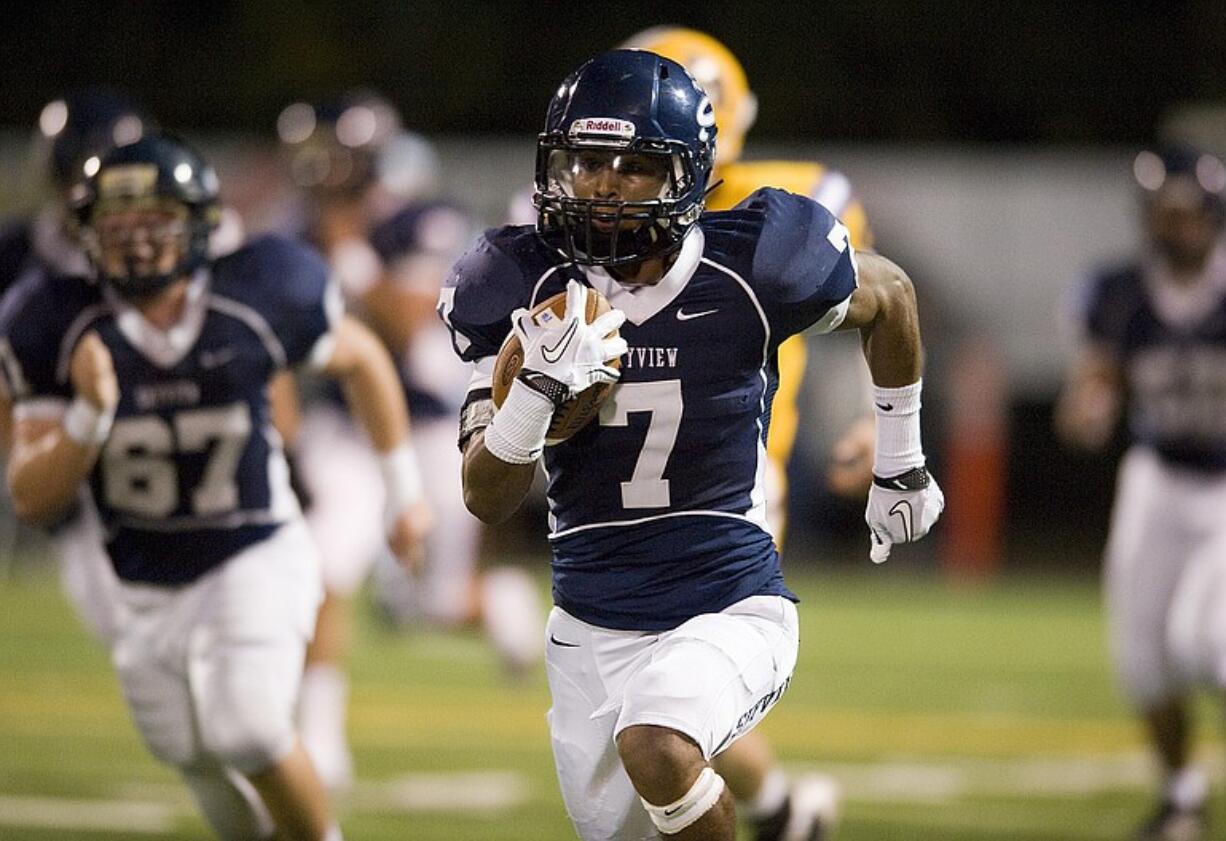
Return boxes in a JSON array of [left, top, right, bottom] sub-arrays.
[[0, 560, 1220, 840]]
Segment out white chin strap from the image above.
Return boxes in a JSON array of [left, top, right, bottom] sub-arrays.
[[642, 767, 725, 835]]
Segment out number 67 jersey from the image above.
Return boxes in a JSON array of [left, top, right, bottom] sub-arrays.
[[0, 235, 341, 585], [442, 188, 857, 631]]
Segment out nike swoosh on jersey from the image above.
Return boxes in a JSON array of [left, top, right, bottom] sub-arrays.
[[200, 348, 238, 369], [675, 308, 719, 321], [549, 634, 579, 648], [540, 320, 579, 363]]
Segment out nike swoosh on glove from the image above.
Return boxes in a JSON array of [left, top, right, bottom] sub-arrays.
[[512, 279, 628, 399], [865, 465, 944, 564]]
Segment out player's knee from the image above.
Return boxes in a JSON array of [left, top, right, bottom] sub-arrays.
[[198, 701, 295, 775], [639, 765, 727, 836], [616, 724, 704, 798]]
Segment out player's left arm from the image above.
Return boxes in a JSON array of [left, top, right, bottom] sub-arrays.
[[836, 251, 944, 562], [811, 175, 876, 499], [316, 313, 431, 563]]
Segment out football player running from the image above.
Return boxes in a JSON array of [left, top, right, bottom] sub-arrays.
[[620, 27, 878, 839], [276, 91, 543, 791], [443, 51, 942, 841], [0, 133, 428, 841], [0, 90, 151, 646], [1057, 144, 1226, 841]]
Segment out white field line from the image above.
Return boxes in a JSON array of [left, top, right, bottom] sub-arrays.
[[0, 796, 178, 833], [805, 750, 1224, 803], [4, 756, 1217, 834], [1, 771, 532, 833]]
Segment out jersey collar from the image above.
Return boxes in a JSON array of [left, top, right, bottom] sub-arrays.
[[1145, 241, 1226, 330], [582, 227, 704, 326], [105, 268, 211, 369]]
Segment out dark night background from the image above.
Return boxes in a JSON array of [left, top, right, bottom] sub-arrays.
[[3, 0, 1225, 143], [2, 0, 1225, 567]]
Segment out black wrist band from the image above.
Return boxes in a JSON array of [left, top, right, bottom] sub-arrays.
[[872, 465, 930, 491], [518, 369, 570, 408]]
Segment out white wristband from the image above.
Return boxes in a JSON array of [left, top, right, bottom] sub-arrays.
[[482, 379, 554, 465], [872, 380, 925, 477], [63, 397, 115, 446], [378, 442, 423, 528]]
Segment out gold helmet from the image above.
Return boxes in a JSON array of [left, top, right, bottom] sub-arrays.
[[621, 26, 758, 165]]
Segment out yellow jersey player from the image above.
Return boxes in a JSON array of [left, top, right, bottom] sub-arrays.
[[624, 26, 875, 547], [622, 27, 877, 841]]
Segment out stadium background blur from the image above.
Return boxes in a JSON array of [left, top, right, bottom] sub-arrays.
[[2, 3, 1226, 839]]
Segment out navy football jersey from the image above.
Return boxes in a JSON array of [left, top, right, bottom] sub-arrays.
[[441, 188, 857, 630], [0, 235, 341, 584], [1078, 260, 1226, 470]]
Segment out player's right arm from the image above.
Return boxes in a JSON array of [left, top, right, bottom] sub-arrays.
[[1054, 271, 1126, 451], [459, 280, 625, 524], [461, 428, 539, 524], [439, 232, 624, 524], [1055, 343, 1122, 451], [8, 332, 117, 524]]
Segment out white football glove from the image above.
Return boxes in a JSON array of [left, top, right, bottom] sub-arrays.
[[512, 279, 627, 403], [865, 466, 944, 564]]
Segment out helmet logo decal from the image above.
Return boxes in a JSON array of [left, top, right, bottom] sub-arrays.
[[696, 95, 716, 143], [569, 117, 636, 144], [98, 164, 158, 199]]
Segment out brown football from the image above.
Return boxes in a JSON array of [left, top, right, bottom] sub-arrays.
[[491, 287, 620, 444]]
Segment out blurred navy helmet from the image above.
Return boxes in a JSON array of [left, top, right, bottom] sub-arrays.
[[38, 89, 150, 191], [277, 90, 405, 195], [72, 132, 221, 298], [1133, 143, 1226, 223], [534, 49, 717, 267]]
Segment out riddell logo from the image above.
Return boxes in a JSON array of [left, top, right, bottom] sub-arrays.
[[569, 118, 635, 141]]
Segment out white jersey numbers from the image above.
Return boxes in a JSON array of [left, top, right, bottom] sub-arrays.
[[102, 402, 253, 519], [599, 379, 683, 509]]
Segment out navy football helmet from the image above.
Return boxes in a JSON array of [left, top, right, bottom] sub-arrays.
[[38, 89, 150, 192], [1133, 143, 1226, 223], [534, 49, 717, 267], [277, 90, 405, 195], [72, 133, 221, 299]]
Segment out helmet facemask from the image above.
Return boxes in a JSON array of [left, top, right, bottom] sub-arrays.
[[71, 134, 221, 301], [84, 196, 189, 299], [534, 140, 707, 267]]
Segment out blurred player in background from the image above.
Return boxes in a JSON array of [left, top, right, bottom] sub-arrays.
[[0, 93, 292, 650], [0, 132, 428, 840], [0, 90, 150, 648], [620, 27, 877, 840], [445, 49, 942, 841], [1, 90, 146, 294], [1056, 143, 1226, 841], [276, 91, 543, 790]]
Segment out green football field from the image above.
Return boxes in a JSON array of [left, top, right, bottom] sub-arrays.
[[0, 558, 1221, 840]]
